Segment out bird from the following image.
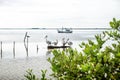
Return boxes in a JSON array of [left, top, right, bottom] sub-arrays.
[[66, 38, 73, 46], [62, 38, 66, 46], [52, 39, 58, 45], [62, 38, 69, 46], [68, 41, 73, 46], [44, 35, 51, 46], [66, 38, 69, 43]]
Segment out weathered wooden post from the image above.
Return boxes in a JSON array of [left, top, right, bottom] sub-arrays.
[[24, 32, 30, 57], [24, 32, 27, 57], [26, 35, 30, 57], [13, 41, 15, 58], [1, 41, 2, 59], [36, 44, 39, 54]]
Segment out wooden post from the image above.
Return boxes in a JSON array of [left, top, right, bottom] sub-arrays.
[[26, 36, 28, 57], [13, 41, 15, 59], [24, 32, 29, 57], [1, 41, 2, 59], [37, 45, 39, 54]]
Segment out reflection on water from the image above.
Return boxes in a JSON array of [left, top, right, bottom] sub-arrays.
[[0, 29, 107, 59]]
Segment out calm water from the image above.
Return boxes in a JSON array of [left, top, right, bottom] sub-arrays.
[[0, 29, 107, 59]]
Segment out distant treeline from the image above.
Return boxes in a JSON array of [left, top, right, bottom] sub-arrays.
[[0, 28, 111, 30]]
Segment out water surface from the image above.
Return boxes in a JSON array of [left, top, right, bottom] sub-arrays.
[[0, 29, 108, 59]]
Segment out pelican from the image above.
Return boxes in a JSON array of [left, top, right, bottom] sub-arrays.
[[45, 35, 51, 46], [62, 38, 66, 46], [52, 39, 58, 45], [62, 38, 69, 46], [68, 41, 73, 46], [66, 38, 69, 43], [66, 38, 73, 46]]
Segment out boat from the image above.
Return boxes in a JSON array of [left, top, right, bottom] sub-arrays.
[[57, 28, 72, 33]]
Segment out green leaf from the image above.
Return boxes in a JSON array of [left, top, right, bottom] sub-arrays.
[[112, 44, 116, 48], [116, 52, 120, 58], [81, 63, 90, 72], [95, 63, 102, 71]]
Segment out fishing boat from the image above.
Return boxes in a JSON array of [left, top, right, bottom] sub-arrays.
[[57, 28, 72, 33]]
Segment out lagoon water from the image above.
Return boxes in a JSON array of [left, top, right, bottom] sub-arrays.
[[0, 29, 108, 59], [0, 29, 113, 80]]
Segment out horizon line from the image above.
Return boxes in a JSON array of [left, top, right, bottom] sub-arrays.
[[0, 27, 111, 30]]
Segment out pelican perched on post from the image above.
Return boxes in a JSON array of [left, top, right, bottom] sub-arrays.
[[45, 35, 51, 46]]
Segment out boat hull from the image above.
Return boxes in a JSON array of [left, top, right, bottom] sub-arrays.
[[58, 31, 72, 33], [57, 28, 73, 33], [47, 46, 71, 49]]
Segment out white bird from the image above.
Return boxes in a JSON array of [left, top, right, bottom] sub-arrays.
[[45, 35, 51, 46], [52, 39, 58, 45]]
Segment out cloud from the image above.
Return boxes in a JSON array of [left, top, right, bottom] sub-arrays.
[[0, 0, 7, 5], [0, 0, 120, 28], [0, 0, 16, 6]]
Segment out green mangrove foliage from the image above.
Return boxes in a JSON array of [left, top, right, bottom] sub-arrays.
[[48, 18, 120, 80], [110, 18, 120, 30], [24, 69, 47, 80]]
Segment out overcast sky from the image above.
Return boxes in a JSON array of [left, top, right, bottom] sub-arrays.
[[0, 0, 120, 28]]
